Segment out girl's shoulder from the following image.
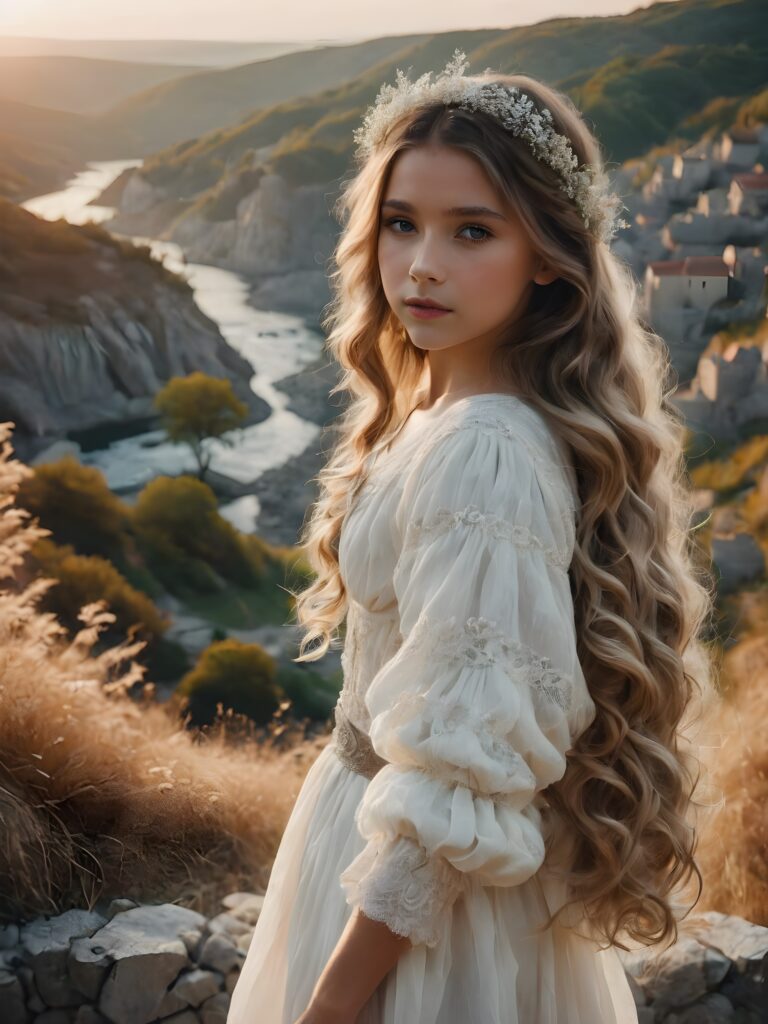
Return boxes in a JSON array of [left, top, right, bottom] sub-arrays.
[[392, 393, 579, 564], [413, 393, 579, 511]]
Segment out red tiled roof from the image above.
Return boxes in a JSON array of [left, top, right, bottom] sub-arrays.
[[732, 172, 768, 191], [647, 256, 730, 278]]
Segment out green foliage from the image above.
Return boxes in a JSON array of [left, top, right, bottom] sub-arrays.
[[147, 637, 193, 685], [132, 474, 261, 595], [142, 96, 326, 194], [16, 455, 129, 560], [678, 95, 748, 141], [734, 86, 768, 126], [266, 140, 352, 189], [581, 40, 765, 162], [689, 436, 768, 492], [31, 537, 167, 640], [275, 663, 340, 721], [572, 42, 768, 163], [177, 638, 283, 726], [154, 372, 249, 480]]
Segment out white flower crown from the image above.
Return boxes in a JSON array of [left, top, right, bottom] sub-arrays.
[[353, 49, 630, 245]]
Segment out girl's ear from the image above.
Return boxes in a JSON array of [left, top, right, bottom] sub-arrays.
[[533, 261, 559, 286]]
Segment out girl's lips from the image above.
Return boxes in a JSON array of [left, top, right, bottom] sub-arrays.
[[405, 304, 453, 319]]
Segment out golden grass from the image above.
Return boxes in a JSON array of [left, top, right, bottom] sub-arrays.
[[0, 421, 329, 922], [695, 614, 768, 925], [1, 416, 765, 928]]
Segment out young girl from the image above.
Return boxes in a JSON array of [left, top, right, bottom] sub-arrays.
[[226, 51, 713, 1024]]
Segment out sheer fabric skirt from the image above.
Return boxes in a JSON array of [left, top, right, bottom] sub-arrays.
[[225, 741, 639, 1024]]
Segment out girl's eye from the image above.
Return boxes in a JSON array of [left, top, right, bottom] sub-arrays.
[[385, 217, 415, 234], [383, 217, 492, 244], [459, 224, 491, 243]]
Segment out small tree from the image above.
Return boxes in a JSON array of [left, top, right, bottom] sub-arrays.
[[154, 372, 248, 481]]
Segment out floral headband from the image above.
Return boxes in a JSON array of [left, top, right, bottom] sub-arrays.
[[353, 49, 630, 245]]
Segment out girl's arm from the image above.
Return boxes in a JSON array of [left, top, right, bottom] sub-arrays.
[[295, 907, 411, 1022]]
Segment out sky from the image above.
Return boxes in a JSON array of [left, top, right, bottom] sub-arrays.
[[0, 0, 673, 42]]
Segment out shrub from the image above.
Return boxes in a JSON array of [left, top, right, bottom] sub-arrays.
[[0, 421, 326, 923], [276, 663, 339, 721], [132, 475, 260, 594], [16, 455, 129, 559], [30, 537, 167, 643], [176, 639, 284, 726]]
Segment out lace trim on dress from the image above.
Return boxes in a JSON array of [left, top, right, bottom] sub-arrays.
[[339, 832, 464, 948], [408, 613, 575, 713], [402, 502, 572, 572]]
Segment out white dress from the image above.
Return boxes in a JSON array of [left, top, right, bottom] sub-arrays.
[[226, 393, 640, 1024]]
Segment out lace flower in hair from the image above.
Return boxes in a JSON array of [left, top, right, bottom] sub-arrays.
[[353, 49, 630, 245]]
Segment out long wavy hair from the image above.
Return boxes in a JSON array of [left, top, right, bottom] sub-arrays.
[[289, 68, 717, 951]]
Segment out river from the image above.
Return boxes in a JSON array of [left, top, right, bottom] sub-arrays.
[[22, 158, 326, 532]]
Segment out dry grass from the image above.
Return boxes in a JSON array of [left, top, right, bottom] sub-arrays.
[[695, 598, 768, 925], [0, 416, 765, 929], [0, 422, 329, 923]]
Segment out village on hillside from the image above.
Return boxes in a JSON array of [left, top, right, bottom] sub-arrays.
[[613, 125, 768, 415], [608, 124, 768, 595]]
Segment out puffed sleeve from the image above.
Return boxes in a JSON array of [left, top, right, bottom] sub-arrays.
[[338, 417, 596, 948]]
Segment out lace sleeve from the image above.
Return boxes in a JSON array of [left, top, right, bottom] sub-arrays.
[[338, 417, 595, 948]]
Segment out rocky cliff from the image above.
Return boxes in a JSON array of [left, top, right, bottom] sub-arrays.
[[0, 200, 267, 460], [108, 167, 338, 329]]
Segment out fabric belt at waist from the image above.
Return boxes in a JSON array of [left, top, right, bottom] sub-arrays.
[[331, 700, 387, 780]]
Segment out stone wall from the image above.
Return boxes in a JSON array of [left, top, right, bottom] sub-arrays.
[[1, 896, 765, 1023], [619, 912, 768, 1023]]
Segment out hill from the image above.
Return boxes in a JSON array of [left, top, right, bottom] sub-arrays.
[[7, 0, 763, 195], [105, 0, 766, 252], [0, 131, 80, 201], [94, 34, 432, 155], [0, 55, 203, 114], [0, 35, 432, 187], [0, 96, 98, 154], [0, 36, 327, 67]]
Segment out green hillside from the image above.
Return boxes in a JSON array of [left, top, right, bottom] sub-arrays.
[[94, 35, 432, 155], [0, 56, 202, 115], [103, 0, 765, 159], [132, 0, 766, 232], [570, 40, 768, 161], [5, 0, 764, 195]]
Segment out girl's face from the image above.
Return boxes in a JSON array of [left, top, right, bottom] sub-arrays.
[[377, 143, 557, 363]]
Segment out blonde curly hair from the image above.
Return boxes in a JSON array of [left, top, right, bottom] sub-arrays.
[[289, 68, 718, 952]]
